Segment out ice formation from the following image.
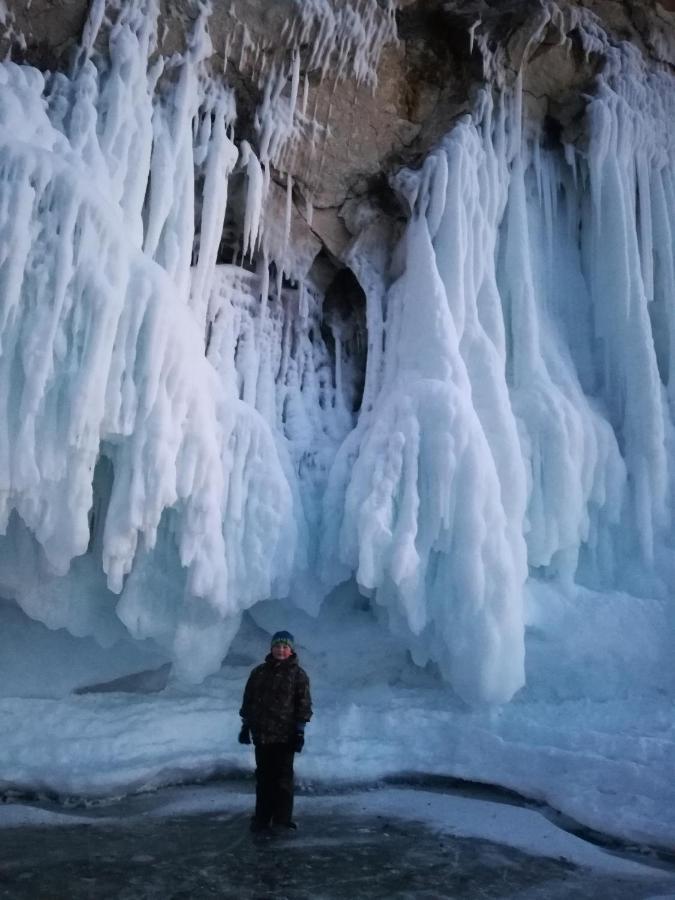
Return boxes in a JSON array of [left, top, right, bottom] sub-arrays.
[[0, 0, 673, 704]]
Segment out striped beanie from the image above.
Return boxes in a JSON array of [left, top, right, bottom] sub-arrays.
[[271, 630, 295, 649]]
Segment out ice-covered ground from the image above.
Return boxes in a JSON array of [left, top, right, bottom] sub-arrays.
[[3, 785, 674, 900], [0, 783, 669, 880], [1, 584, 673, 852]]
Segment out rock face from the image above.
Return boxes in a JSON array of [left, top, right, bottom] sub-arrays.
[[2, 0, 674, 271]]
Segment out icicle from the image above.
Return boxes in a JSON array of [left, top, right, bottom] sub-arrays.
[[286, 0, 396, 89], [240, 140, 264, 259], [468, 19, 481, 56], [301, 73, 309, 118], [283, 171, 293, 263], [191, 88, 238, 331], [80, 0, 106, 61]]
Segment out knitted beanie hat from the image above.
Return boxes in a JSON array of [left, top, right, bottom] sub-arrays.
[[271, 630, 295, 649]]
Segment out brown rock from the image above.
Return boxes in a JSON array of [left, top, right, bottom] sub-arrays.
[[2, 0, 673, 268]]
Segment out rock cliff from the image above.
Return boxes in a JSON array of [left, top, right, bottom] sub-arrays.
[[3, 0, 673, 276]]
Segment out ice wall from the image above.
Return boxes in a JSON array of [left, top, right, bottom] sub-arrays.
[[0, 1, 296, 681], [326, 31, 675, 702], [0, 0, 673, 703]]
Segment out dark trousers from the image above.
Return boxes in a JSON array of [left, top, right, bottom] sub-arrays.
[[254, 744, 295, 826]]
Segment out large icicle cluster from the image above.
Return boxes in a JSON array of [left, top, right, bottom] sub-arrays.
[[319, 149, 528, 702], [319, 14, 675, 702], [0, 0, 673, 703], [0, 0, 296, 681], [0, 0, 379, 683]]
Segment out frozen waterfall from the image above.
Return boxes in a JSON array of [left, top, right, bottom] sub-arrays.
[[0, 0, 674, 705]]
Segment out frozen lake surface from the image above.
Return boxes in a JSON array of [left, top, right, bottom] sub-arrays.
[[0, 783, 673, 899]]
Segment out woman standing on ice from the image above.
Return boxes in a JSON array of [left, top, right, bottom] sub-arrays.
[[238, 631, 312, 832]]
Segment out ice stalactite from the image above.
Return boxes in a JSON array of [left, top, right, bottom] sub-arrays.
[[498, 137, 626, 583], [236, 0, 399, 280], [286, 0, 397, 87], [0, 0, 305, 682], [318, 12, 675, 703], [320, 112, 528, 705], [142, 4, 218, 303], [191, 86, 238, 330], [205, 264, 356, 614], [581, 48, 675, 569]]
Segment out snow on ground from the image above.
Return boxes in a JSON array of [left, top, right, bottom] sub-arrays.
[[0, 584, 673, 852]]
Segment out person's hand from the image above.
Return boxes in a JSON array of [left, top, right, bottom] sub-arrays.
[[293, 732, 304, 753], [238, 724, 251, 745]]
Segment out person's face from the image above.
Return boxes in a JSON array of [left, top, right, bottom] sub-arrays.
[[271, 642, 292, 660]]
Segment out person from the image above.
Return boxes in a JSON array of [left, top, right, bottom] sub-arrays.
[[238, 630, 312, 832]]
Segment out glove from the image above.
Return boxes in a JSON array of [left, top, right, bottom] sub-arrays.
[[293, 732, 304, 754], [238, 723, 251, 745]]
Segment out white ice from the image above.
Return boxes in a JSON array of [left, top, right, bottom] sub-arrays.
[[0, 585, 673, 850]]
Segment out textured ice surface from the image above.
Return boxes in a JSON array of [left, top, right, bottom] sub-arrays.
[[0, 587, 673, 848], [2, 787, 673, 900], [0, 0, 673, 713]]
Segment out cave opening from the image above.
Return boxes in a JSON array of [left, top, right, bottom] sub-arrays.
[[320, 264, 368, 414]]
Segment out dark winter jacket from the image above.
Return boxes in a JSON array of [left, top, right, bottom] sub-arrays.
[[240, 653, 312, 745]]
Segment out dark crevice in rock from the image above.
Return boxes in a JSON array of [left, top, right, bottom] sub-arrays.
[[321, 265, 368, 413]]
